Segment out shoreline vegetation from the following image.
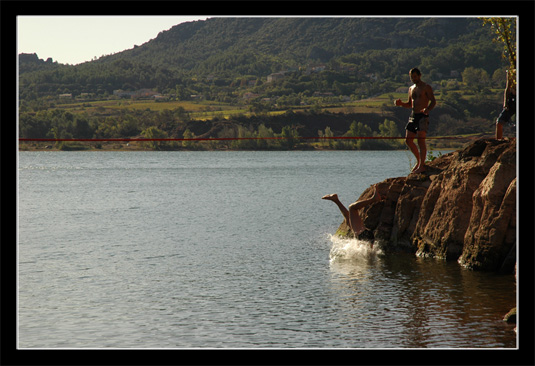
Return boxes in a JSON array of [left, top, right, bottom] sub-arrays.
[[18, 135, 489, 152], [19, 89, 510, 152]]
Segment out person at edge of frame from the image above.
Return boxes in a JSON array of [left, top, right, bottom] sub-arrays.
[[496, 69, 516, 140]]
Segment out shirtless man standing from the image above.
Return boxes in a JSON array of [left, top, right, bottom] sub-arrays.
[[395, 68, 436, 173]]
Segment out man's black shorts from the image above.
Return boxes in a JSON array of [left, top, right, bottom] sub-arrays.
[[497, 105, 516, 125], [406, 112, 429, 134]]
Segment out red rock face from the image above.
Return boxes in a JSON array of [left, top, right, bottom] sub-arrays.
[[336, 138, 517, 273], [459, 142, 516, 271]]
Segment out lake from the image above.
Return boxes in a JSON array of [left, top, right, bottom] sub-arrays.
[[17, 150, 517, 348]]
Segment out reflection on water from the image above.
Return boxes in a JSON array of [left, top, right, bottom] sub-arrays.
[[328, 236, 516, 348], [18, 151, 516, 348]]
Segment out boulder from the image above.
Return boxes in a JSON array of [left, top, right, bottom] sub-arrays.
[[335, 138, 517, 272]]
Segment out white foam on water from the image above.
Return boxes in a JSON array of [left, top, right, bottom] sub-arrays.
[[328, 234, 384, 264]]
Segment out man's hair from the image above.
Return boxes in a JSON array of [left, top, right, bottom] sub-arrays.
[[410, 68, 421, 75]]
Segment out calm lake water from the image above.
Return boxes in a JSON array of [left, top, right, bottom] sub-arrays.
[[17, 150, 517, 348]]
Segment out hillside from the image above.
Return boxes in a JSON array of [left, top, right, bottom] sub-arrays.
[[18, 17, 513, 149], [107, 18, 493, 73], [19, 17, 504, 100]]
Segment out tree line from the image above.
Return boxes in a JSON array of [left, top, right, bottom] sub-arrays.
[[19, 106, 408, 151]]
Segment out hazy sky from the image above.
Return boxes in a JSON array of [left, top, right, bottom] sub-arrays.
[[17, 16, 209, 65]]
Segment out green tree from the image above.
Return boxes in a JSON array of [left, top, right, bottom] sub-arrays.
[[279, 125, 299, 149], [175, 84, 189, 101], [321, 126, 334, 148], [95, 117, 119, 138], [349, 121, 374, 149], [480, 18, 516, 76], [343, 121, 361, 149], [19, 113, 50, 138], [72, 116, 94, 138], [462, 67, 490, 92], [256, 123, 275, 149], [231, 125, 256, 149], [182, 128, 196, 149], [142, 126, 169, 150], [378, 119, 403, 149], [491, 68, 506, 88], [117, 115, 141, 137]]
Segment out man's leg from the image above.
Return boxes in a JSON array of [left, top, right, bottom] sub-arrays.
[[496, 109, 509, 140], [496, 121, 504, 140], [323, 185, 383, 236], [347, 199, 372, 236], [321, 194, 349, 223], [414, 131, 427, 173], [347, 185, 383, 235], [405, 130, 420, 172]]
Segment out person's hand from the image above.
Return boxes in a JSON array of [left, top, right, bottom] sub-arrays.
[[395, 99, 403, 106], [420, 108, 429, 114]]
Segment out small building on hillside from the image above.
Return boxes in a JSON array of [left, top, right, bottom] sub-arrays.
[[267, 72, 286, 83]]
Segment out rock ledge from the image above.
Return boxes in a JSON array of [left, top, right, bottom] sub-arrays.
[[336, 138, 517, 273]]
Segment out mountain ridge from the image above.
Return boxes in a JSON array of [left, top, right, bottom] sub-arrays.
[[19, 17, 503, 100], [87, 17, 495, 74]]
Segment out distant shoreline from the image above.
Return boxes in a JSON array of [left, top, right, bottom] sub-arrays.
[[18, 142, 462, 153], [17, 135, 490, 152]]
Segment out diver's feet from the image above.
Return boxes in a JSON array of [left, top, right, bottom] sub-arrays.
[[322, 193, 339, 202]]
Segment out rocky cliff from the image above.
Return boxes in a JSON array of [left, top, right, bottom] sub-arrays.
[[336, 138, 517, 273]]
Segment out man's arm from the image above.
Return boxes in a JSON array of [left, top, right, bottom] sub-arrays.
[[395, 89, 412, 108], [423, 85, 436, 114]]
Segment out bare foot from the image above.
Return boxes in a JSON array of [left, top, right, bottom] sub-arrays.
[[322, 193, 339, 201], [412, 165, 427, 174]]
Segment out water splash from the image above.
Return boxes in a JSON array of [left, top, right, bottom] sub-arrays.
[[329, 234, 384, 263]]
